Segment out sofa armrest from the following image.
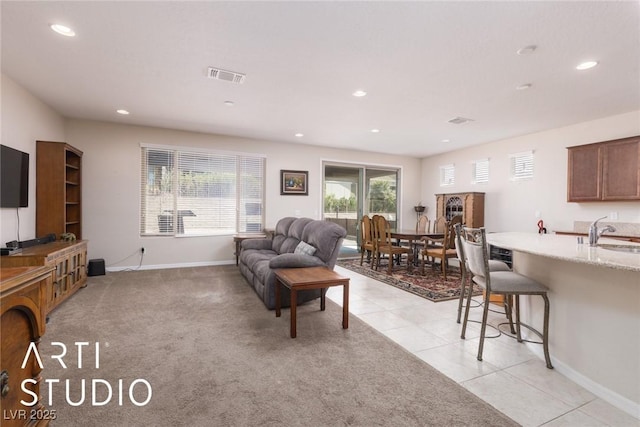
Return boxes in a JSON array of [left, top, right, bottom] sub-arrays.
[[269, 253, 327, 269], [241, 239, 273, 250]]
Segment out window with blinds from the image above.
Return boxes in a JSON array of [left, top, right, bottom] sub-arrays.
[[472, 158, 489, 184], [439, 164, 455, 186], [509, 151, 534, 181], [140, 145, 265, 236]]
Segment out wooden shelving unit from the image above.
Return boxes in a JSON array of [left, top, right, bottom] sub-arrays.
[[36, 141, 83, 239]]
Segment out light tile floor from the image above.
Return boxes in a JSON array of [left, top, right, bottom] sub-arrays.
[[325, 265, 639, 427]]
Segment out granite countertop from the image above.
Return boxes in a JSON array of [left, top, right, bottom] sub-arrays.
[[486, 232, 640, 272]]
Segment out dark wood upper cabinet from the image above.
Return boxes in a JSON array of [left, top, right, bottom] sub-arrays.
[[567, 144, 602, 201], [567, 136, 640, 202], [602, 137, 640, 200]]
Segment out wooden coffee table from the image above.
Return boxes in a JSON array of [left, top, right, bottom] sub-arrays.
[[275, 266, 350, 338]]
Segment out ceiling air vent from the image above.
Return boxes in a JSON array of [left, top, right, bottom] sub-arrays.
[[207, 67, 246, 84], [447, 116, 474, 125]]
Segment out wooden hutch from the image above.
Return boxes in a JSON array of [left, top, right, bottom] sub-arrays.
[[435, 192, 485, 227]]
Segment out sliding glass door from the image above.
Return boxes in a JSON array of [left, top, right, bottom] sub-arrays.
[[323, 162, 399, 254]]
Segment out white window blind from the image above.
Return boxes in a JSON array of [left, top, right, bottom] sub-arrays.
[[439, 164, 455, 186], [472, 158, 489, 184], [140, 146, 265, 236], [509, 151, 534, 181]]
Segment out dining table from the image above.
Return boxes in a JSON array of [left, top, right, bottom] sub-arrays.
[[390, 229, 445, 268]]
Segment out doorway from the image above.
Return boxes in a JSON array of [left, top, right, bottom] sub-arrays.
[[322, 162, 399, 256]]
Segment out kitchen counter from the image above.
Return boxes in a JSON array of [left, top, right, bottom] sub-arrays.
[[485, 232, 640, 418], [486, 232, 640, 272]]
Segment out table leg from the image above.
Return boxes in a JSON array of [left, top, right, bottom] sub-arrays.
[[320, 288, 326, 311], [290, 288, 297, 338], [342, 283, 349, 330], [275, 278, 282, 318], [235, 241, 240, 266]]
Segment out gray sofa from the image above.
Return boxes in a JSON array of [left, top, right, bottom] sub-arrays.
[[238, 217, 347, 309]]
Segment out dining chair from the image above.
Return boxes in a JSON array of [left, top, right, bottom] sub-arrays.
[[420, 215, 462, 279], [400, 214, 432, 253], [372, 215, 412, 274], [432, 216, 447, 234], [359, 215, 375, 266], [416, 215, 430, 233], [459, 226, 553, 369], [453, 223, 511, 324]]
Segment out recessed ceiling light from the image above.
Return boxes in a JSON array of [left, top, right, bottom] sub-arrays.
[[50, 24, 75, 37], [223, 101, 235, 106], [371, 129, 380, 133], [576, 61, 598, 70], [295, 133, 304, 138], [116, 109, 130, 115], [447, 116, 474, 125], [352, 90, 367, 97], [516, 45, 537, 55], [442, 139, 450, 143], [516, 83, 532, 90]]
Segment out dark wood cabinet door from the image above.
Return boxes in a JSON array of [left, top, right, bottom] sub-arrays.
[[0, 267, 50, 427], [602, 137, 640, 200], [567, 144, 602, 201]]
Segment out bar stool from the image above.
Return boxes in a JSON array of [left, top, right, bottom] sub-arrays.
[[453, 223, 511, 324], [459, 226, 553, 369]]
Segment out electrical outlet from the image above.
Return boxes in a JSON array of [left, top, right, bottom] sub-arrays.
[[609, 212, 618, 220]]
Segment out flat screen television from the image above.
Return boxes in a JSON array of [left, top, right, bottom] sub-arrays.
[[1, 144, 29, 208]]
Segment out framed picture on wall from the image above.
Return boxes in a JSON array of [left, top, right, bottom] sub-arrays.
[[280, 170, 308, 195]]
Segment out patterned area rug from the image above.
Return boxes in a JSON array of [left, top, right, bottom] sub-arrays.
[[337, 257, 482, 302]]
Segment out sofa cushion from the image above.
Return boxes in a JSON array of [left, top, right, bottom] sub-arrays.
[[271, 217, 297, 253], [301, 220, 347, 268], [241, 239, 272, 251], [278, 218, 314, 254], [269, 253, 325, 269], [294, 241, 317, 256], [242, 249, 278, 271]]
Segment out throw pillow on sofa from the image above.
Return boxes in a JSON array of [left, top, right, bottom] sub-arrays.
[[294, 241, 317, 256]]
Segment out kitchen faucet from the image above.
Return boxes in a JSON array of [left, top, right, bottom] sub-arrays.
[[588, 216, 617, 246]]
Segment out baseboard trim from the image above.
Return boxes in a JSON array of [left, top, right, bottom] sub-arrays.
[[105, 260, 235, 272], [525, 342, 640, 420]]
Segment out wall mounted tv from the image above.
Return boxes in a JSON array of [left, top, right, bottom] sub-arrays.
[[1, 144, 30, 208]]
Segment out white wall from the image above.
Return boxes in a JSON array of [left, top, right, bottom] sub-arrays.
[[65, 119, 421, 268], [4, 72, 638, 267], [421, 110, 640, 233], [0, 73, 66, 245]]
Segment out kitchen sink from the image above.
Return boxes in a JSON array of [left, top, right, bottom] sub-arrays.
[[598, 244, 640, 254]]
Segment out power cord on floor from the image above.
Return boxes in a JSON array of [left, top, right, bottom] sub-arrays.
[[107, 249, 145, 272]]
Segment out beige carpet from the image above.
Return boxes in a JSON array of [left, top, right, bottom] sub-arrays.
[[39, 266, 517, 426]]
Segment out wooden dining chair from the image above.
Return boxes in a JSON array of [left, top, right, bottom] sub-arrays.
[[421, 215, 462, 279], [410, 215, 432, 254], [416, 215, 431, 233], [359, 215, 375, 266], [432, 216, 447, 234], [372, 215, 412, 274]]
